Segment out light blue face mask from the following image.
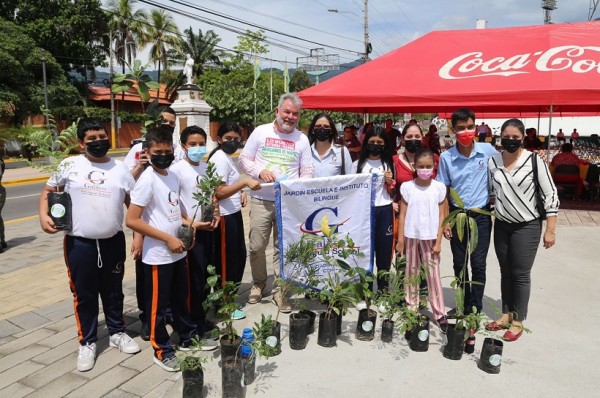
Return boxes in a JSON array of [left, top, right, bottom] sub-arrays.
[[187, 146, 206, 162]]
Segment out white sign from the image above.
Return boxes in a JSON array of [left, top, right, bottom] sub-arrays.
[[275, 174, 376, 287]]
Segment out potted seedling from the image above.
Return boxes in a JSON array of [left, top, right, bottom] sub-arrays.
[[27, 107, 79, 230], [350, 266, 377, 341], [441, 188, 493, 360], [176, 336, 209, 398], [238, 314, 280, 387], [177, 162, 223, 249], [281, 234, 322, 349], [195, 161, 223, 223], [374, 256, 407, 343]]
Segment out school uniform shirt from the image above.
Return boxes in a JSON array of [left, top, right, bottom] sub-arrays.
[[169, 160, 208, 221], [310, 143, 352, 177], [238, 121, 314, 201], [47, 155, 134, 239], [400, 179, 446, 240], [436, 142, 498, 209], [211, 149, 242, 216], [488, 150, 559, 223], [130, 167, 186, 265], [351, 158, 393, 207]]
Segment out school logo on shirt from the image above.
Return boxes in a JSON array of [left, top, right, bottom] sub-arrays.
[[478, 160, 486, 170], [168, 191, 179, 206], [85, 171, 107, 185]]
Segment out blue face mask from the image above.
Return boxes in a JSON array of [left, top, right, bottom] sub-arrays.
[[187, 146, 206, 162]]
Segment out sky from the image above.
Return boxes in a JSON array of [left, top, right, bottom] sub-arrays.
[[115, 0, 596, 70]]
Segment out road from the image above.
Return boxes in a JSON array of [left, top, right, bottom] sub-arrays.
[[4, 182, 45, 222]]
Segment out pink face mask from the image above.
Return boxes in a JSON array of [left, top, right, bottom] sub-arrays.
[[456, 129, 476, 147], [416, 169, 434, 180]]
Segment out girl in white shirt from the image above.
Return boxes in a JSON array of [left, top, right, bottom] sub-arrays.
[[351, 127, 396, 296], [396, 148, 448, 332], [208, 121, 261, 320]]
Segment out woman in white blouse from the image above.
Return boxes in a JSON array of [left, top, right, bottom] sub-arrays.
[[487, 118, 559, 342]]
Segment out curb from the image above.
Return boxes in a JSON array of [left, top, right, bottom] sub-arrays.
[[4, 177, 49, 187]]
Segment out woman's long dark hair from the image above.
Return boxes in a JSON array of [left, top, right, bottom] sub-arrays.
[[356, 126, 395, 177], [208, 120, 242, 160], [307, 112, 338, 145]]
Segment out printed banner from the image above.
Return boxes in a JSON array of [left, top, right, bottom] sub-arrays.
[[275, 174, 376, 288]]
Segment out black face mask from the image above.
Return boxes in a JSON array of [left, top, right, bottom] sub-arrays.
[[367, 143, 384, 156], [86, 139, 110, 158], [501, 138, 522, 153], [161, 124, 175, 134], [221, 140, 240, 155], [150, 153, 175, 169], [404, 139, 422, 153], [313, 128, 332, 142]]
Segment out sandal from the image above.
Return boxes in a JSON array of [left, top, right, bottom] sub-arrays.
[[485, 320, 509, 331]]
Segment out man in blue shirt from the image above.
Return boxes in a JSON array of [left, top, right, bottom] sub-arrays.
[[436, 108, 498, 351]]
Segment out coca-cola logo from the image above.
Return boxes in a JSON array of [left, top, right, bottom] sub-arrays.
[[439, 45, 600, 79]]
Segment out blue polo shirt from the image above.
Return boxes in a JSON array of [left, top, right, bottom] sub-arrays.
[[436, 142, 498, 209], [310, 144, 352, 177]]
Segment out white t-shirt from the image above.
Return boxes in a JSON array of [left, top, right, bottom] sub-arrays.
[[130, 167, 186, 265], [169, 160, 208, 222], [238, 122, 314, 201], [124, 142, 183, 173], [47, 155, 134, 239], [211, 149, 241, 216], [400, 179, 446, 240], [351, 158, 393, 207]]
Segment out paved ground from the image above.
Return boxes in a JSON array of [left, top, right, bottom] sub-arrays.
[[1, 167, 599, 397]]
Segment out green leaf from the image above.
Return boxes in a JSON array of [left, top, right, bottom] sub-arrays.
[[468, 216, 478, 254], [468, 207, 494, 217], [456, 213, 466, 243], [442, 209, 461, 227], [207, 275, 219, 287], [146, 81, 160, 89], [449, 187, 464, 209]]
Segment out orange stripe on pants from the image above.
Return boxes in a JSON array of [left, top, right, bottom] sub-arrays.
[[63, 236, 84, 344], [149, 265, 163, 360]]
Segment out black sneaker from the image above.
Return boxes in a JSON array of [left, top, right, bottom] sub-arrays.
[[139, 314, 150, 341]]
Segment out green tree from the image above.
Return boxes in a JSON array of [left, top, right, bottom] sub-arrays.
[[13, 0, 108, 75], [289, 69, 312, 92], [233, 29, 268, 63], [106, 0, 147, 74], [0, 19, 80, 122], [138, 9, 180, 98], [179, 27, 224, 79]]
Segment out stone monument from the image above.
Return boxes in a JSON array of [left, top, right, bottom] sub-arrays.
[[171, 55, 215, 151]]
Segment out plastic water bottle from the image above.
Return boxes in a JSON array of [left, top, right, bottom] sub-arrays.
[[240, 328, 254, 358]]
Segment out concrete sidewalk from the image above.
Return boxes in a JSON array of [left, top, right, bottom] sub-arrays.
[[1, 203, 599, 397]]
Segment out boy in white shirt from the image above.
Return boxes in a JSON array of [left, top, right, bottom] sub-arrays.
[[126, 127, 198, 372], [39, 118, 140, 372]]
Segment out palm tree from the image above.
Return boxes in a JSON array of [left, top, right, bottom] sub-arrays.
[[179, 27, 225, 79], [139, 9, 180, 99], [106, 0, 147, 74]]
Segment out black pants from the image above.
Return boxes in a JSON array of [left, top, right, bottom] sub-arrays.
[[143, 258, 197, 360], [494, 219, 541, 321], [187, 229, 216, 330], [449, 209, 492, 314], [214, 211, 247, 284], [64, 232, 126, 345], [373, 204, 395, 292]]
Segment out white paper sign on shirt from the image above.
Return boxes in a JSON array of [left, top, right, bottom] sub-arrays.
[[275, 174, 376, 288]]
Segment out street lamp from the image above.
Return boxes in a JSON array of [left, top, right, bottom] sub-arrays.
[[328, 0, 370, 63]]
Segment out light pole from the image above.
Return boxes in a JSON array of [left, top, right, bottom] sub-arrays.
[[108, 31, 117, 149], [328, 0, 370, 63], [41, 49, 52, 136]]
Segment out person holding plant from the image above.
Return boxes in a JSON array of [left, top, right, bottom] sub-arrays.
[[170, 126, 221, 343], [351, 126, 396, 299], [208, 121, 262, 320], [308, 113, 352, 177], [126, 127, 199, 372], [487, 118, 559, 342], [39, 118, 141, 372], [396, 148, 448, 332], [239, 92, 314, 312]]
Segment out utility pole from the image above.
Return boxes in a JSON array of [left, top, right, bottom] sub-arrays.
[[364, 0, 369, 63], [41, 49, 52, 137], [109, 31, 117, 149]]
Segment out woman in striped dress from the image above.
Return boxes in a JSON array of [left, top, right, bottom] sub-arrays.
[[486, 118, 559, 342]]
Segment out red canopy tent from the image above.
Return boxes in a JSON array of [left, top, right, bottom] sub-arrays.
[[299, 21, 600, 115]]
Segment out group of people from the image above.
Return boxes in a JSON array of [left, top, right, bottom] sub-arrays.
[[38, 93, 560, 374]]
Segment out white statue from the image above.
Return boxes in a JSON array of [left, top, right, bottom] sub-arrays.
[[184, 54, 194, 85]]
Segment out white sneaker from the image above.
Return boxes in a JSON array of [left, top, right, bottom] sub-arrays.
[[153, 355, 180, 372], [109, 332, 141, 354], [356, 301, 367, 311], [77, 342, 97, 372]]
